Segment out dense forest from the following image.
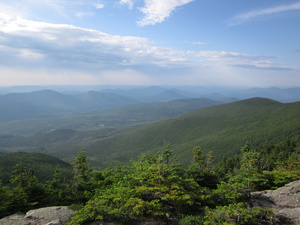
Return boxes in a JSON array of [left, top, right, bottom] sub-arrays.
[[1, 97, 300, 170], [1, 92, 300, 224], [1, 138, 300, 224]]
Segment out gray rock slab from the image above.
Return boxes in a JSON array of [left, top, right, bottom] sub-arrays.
[[0, 214, 28, 225], [0, 206, 75, 225], [25, 206, 75, 224], [251, 180, 300, 224]]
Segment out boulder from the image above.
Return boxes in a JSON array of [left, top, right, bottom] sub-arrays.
[[0, 214, 29, 225], [0, 206, 75, 225], [251, 180, 300, 224]]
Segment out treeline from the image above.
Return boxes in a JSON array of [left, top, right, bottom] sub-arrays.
[[1, 139, 300, 224]]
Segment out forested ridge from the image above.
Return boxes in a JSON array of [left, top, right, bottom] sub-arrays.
[[1, 98, 300, 170], [1, 138, 300, 224], [85, 98, 300, 168], [1, 97, 300, 224]]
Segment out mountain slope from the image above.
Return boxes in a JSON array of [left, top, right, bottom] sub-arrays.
[[93, 97, 224, 125], [0, 90, 138, 122], [75, 91, 138, 109], [0, 90, 76, 122], [0, 152, 72, 183], [0, 97, 223, 135], [1, 97, 299, 169], [85, 98, 300, 168], [0, 97, 224, 164], [239, 87, 300, 102]]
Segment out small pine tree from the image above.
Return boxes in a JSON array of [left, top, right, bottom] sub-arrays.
[[72, 149, 94, 203]]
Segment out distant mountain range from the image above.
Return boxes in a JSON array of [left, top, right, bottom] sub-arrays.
[[0, 97, 224, 135], [0, 97, 299, 169], [0, 90, 138, 122], [1, 85, 300, 101], [0, 85, 300, 169], [1, 85, 300, 123]]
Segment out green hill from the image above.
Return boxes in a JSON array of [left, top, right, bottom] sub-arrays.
[[84, 98, 300, 168], [0, 152, 72, 183], [1, 97, 299, 169], [0, 97, 222, 136]]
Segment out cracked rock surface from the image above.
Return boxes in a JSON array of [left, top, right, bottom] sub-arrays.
[[251, 180, 300, 224]]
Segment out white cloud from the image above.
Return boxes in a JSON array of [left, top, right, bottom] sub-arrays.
[[228, 2, 300, 26], [137, 0, 195, 26], [0, 0, 106, 21], [75, 11, 95, 18], [1, 0, 195, 27], [187, 50, 292, 71], [119, 0, 134, 9], [0, 13, 190, 71], [0, 13, 296, 86], [94, 3, 105, 9], [184, 41, 207, 45], [191, 42, 206, 45]]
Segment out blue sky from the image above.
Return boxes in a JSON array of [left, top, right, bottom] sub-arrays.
[[0, 0, 299, 87]]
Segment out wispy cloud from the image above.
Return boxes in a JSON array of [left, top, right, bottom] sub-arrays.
[[184, 41, 207, 45], [187, 50, 293, 71], [94, 3, 105, 9], [119, 0, 134, 9], [0, 0, 195, 27], [228, 2, 300, 26], [0, 13, 190, 71], [137, 0, 195, 27], [0, 13, 292, 71], [75, 11, 95, 18], [0, 13, 295, 86], [0, 0, 105, 20]]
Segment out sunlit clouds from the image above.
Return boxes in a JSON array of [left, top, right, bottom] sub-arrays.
[[0, 1, 299, 87], [137, 0, 195, 26], [0, 13, 294, 85]]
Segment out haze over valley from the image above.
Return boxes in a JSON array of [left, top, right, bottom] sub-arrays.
[[0, 85, 299, 168]]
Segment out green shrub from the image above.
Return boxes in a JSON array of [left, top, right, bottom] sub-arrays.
[[203, 203, 274, 225], [178, 215, 204, 225]]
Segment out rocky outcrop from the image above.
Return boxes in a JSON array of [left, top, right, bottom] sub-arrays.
[[251, 180, 300, 224], [0, 206, 75, 225]]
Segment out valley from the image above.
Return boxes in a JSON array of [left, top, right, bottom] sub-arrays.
[[0, 86, 299, 169]]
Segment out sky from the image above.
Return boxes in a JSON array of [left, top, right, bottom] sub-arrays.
[[0, 0, 299, 87]]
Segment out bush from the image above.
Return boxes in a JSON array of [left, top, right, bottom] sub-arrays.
[[203, 203, 274, 225], [178, 215, 204, 225]]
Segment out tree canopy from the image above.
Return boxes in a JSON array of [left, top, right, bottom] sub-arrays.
[[1, 139, 300, 224]]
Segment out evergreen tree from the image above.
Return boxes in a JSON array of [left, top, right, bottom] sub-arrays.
[[0, 180, 13, 218], [68, 149, 210, 224], [72, 149, 94, 203], [187, 147, 218, 189], [9, 164, 46, 213], [46, 166, 73, 205]]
